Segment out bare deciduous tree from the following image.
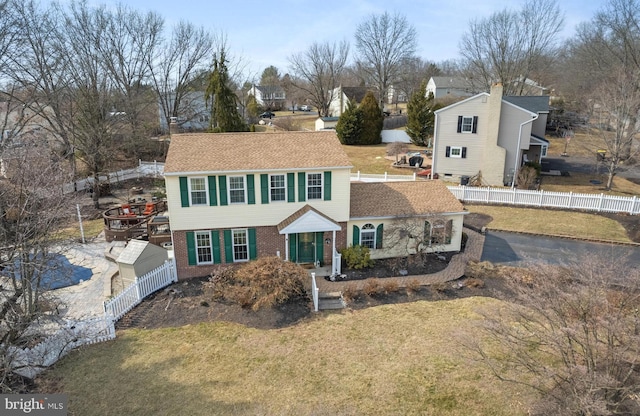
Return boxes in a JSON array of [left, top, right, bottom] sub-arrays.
[[149, 21, 215, 133], [354, 12, 417, 110], [459, 0, 563, 95], [592, 69, 640, 189], [288, 41, 349, 117], [465, 258, 640, 415]]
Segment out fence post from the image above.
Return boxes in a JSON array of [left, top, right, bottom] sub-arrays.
[[567, 191, 573, 209], [539, 189, 544, 207], [598, 193, 605, 212], [512, 187, 516, 204], [384, 172, 388, 181], [135, 276, 141, 302], [631, 196, 638, 215], [311, 272, 319, 313]]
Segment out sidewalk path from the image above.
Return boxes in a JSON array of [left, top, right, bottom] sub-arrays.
[[315, 229, 484, 293], [53, 236, 117, 320]]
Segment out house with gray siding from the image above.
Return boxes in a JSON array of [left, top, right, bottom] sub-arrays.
[[432, 83, 549, 186]]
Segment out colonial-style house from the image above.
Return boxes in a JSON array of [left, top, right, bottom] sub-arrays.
[[247, 85, 286, 110], [431, 83, 549, 186], [163, 131, 466, 280], [426, 77, 475, 99], [327, 86, 370, 117]]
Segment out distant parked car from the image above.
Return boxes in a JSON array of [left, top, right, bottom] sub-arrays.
[[259, 111, 275, 119], [300, 105, 311, 112]]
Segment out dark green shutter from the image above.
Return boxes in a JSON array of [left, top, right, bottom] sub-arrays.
[[179, 177, 189, 207], [376, 224, 384, 249], [260, 174, 269, 204], [208, 176, 217, 206], [352, 225, 360, 246], [289, 234, 297, 262], [218, 176, 228, 206], [315, 232, 324, 266], [248, 228, 257, 260], [287, 173, 295, 202], [211, 230, 221, 264], [247, 174, 255, 205], [323, 171, 331, 201], [186, 231, 196, 265], [223, 230, 233, 263], [424, 221, 431, 242], [297, 172, 306, 202]]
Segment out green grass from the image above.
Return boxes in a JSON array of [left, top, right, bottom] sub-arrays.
[[466, 204, 632, 242], [41, 298, 534, 415]]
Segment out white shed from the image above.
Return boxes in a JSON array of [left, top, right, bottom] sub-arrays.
[[315, 117, 339, 131], [116, 240, 169, 286]]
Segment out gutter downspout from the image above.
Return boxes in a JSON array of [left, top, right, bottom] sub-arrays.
[[431, 112, 439, 180], [512, 113, 539, 189]]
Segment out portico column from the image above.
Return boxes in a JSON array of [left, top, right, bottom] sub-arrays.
[[285, 233, 289, 261]]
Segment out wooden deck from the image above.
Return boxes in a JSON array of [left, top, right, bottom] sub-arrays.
[[102, 200, 168, 243]]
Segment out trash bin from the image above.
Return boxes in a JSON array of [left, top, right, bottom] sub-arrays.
[[460, 176, 469, 186]]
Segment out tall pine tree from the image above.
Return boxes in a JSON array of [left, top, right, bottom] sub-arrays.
[[205, 50, 247, 132], [406, 80, 433, 146], [336, 100, 363, 145], [359, 91, 383, 145]]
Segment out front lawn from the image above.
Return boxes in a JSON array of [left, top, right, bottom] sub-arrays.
[[40, 298, 534, 415]]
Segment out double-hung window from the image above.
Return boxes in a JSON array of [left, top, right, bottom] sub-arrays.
[[189, 177, 207, 205], [307, 173, 322, 200], [450, 146, 463, 158], [195, 231, 213, 264], [461, 116, 473, 132], [360, 224, 376, 249], [229, 176, 245, 204], [270, 174, 286, 202], [232, 229, 249, 262]]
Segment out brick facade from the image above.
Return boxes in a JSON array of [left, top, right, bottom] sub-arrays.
[[173, 223, 348, 280]]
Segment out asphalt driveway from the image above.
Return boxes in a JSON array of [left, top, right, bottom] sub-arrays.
[[481, 231, 640, 267]]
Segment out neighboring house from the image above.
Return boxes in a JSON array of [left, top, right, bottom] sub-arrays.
[[247, 85, 286, 110], [158, 91, 210, 133], [315, 117, 339, 131], [387, 84, 407, 104], [426, 77, 475, 99], [327, 86, 370, 117], [432, 83, 550, 186], [163, 131, 466, 280], [507, 77, 549, 96]]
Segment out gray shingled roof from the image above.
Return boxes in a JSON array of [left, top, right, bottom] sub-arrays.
[[503, 96, 550, 114]]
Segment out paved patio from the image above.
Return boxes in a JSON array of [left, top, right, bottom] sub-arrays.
[[313, 228, 485, 293]]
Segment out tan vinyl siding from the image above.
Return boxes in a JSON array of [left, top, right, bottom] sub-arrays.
[[167, 168, 351, 231], [434, 96, 489, 177]]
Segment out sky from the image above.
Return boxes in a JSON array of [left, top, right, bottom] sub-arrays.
[[96, 0, 607, 79]]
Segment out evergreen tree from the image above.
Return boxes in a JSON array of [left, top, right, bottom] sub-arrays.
[[406, 80, 432, 146], [336, 100, 363, 145], [205, 50, 247, 132], [359, 91, 383, 145]]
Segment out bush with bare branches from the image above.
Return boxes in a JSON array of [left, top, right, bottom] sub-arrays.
[[466, 258, 640, 415], [208, 257, 309, 311]]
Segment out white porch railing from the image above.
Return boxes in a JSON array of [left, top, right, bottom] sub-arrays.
[[448, 185, 640, 215], [311, 272, 319, 313], [332, 250, 342, 276], [104, 259, 178, 321]]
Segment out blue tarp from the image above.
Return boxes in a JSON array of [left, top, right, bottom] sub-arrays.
[[2, 253, 93, 290]]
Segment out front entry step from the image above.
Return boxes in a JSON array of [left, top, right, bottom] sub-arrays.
[[318, 291, 346, 310]]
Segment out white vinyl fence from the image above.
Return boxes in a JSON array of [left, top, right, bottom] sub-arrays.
[[448, 185, 640, 215], [10, 316, 116, 378], [104, 259, 178, 321], [8, 259, 177, 379], [62, 160, 165, 194]]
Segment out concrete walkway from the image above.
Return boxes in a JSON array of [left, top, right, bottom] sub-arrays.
[[52, 236, 118, 320], [315, 228, 485, 293]]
